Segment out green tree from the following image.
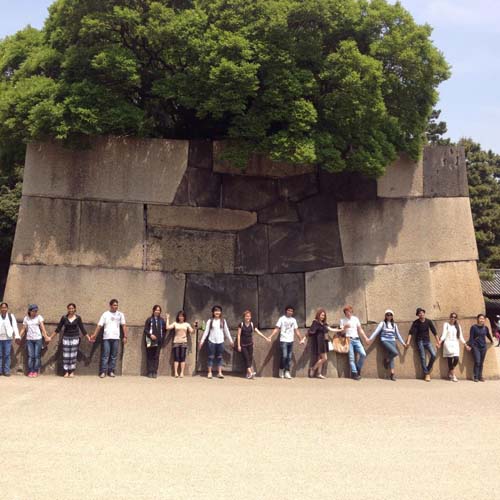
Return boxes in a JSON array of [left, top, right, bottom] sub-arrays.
[[426, 109, 450, 145], [461, 138, 500, 271]]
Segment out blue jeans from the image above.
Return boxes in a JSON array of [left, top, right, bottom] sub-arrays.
[[0, 339, 12, 375], [26, 339, 43, 373], [417, 340, 436, 374], [472, 346, 487, 380], [381, 340, 399, 369], [348, 338, 366, 375], [101, 339, 120, 374], [207, 341, 224, 368], [280, 341, 293, 371]]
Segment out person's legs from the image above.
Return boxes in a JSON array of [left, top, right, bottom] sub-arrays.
[[241, 345, 252, 376], [285, 342, 293, 372], [417, 340, 428, 374], [424, 341, 436, 373], [472, 346, 481, 380], [26, 340, 35, 373], [108, 339, 119, 374], [207, 341, 216, 376], [33, 339, 42, 373], [152, 346, 160, 375], [179, 347, 187, 377], [381, 340, 399, 371], [0, 340, 10, 375], [100, 339, 110, 375], [279, 341, 287, 372], [352, 338, 366, 374], [478, 347, 487, 380], [146, 346, 155, 375], [348, 339, 358, 376], [215, 342, 224, 375], [0, 340, 5, 373]]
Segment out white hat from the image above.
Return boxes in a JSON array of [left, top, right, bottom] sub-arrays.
[[384, 309, 394, 316]]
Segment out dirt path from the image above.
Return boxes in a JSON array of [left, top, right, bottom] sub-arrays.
[[1, 375, 498, 500]]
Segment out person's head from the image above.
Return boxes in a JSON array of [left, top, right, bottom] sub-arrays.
[[384, 309, 394, 324], [243, 310, 252, 322], [343, 305, 353, 318], [0, 302, 8, 315], [315, 308, 327, 323], [176, 310, 186, 322], [449, 312, 458, 324], [211, 305, 222, 318], [28, 304, 38, 318], [477, 313, 486, 326], [416, 307, 426, 320], [109, 299, 119, 312], [152, 305, 162, 317], [67, 303, 76, 315], [285, 306, 294, 317]]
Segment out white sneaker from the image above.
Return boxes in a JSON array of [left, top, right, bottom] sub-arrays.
[[279, 369, 284, 379], [452, 375, 458, 382], [284, 371, 292, 379]]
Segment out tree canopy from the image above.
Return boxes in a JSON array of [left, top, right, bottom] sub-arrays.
[[0, 0, 449, 175]]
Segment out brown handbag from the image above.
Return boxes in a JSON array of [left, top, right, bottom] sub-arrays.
[[332, 334, 350, 354]]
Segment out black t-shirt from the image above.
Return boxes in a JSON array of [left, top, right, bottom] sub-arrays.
[[240, 322, 254, 346], [409, 318, 437, 343]]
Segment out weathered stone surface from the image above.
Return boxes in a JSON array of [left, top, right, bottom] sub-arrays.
[[297, 194, 338, 222], [278, 173, 318, 202], [184, 274, 258, 327], [423, 145, 468, 198], [173, 168, 222, 207], [430, 261, 485, 319], [235, 224, 269, 275], [305, 267, 367, 326], [188, 139, 213, 169], [23, 137, 189, 203], [11, 197, 144, 269], [222, 176, 277, 211], [258, 200, 299, 224], [3, 265, 185, 327], [147, 205, 256, 232], [213, 141, 315, 178], [364, 262, 433, 323], [338, 197, 478, 265], [319, 170, 378, 200], [377, 153, 423, 198], [146, 227, 235, 273], [258, 274, 305, 329], [268, 222, 343, 273]]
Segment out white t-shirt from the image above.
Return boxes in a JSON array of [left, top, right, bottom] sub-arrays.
[[339, 315, 361, 339], [276, 316, 298, 343], [23, 315, 44, 341], [98, 311, 126, 340]]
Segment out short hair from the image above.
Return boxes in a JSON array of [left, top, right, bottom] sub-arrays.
[[477, 313, 486, 321], [67, 303, 76, 309], [285, 305, 294, 312], [0, 302, 8, 308], [243, 310, 252, 317], [109, 299, 118, 306], [343, 305, 353, 314]]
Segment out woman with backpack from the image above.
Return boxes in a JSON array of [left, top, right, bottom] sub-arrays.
[[53, 303, 89, 378], [143, 305, 167, 378], [367, 309, 406, 381], [166, 310, 195, 378], [236, 310, 270, 379], [439, 312, 469, 382], [198, 305, 234, 379], [18, 304, 52, 377], [0, 302, 20, 376]]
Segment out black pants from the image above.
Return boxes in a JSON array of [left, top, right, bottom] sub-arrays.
[[447, 356, 459, 370], [472, 346, 487, 380], [241, 344, 254, 369], [146, 346, 160, 374], [173, 345, 187, 363]]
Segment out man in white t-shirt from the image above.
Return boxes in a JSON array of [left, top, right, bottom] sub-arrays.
[[91, 299, 128, 378], [0, 302, 20, 376], [339, 305, 368, 380], [269, 306, 305, 379]]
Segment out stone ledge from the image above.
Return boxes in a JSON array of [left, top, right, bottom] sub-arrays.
[[377, 153, 423, 198]]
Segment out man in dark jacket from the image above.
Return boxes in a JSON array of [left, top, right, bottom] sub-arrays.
[[407, 307, 438, 382]]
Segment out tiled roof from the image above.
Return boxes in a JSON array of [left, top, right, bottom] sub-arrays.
[[481, 270, 500, 296]]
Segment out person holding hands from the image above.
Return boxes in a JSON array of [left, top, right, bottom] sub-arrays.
[[340, 305, 369, 381], [407, 308, 438, 382], [237, 310, 270, 379]]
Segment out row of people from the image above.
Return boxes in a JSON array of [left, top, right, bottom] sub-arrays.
[[0, 301, 493, 382]]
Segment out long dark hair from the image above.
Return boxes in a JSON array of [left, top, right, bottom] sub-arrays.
[[176, 310, 187, 322], [449, 312, 461, 336]]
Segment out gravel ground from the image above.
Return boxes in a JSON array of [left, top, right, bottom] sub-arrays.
[[1, 375, 499, 500]]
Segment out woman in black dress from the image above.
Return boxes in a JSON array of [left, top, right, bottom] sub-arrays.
[[308, 308, 340, 379], [237, 310, 270, 379]]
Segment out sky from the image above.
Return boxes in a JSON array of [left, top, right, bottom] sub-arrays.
[[0, 0, 499, 152]]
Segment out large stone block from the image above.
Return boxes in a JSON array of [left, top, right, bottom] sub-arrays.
[[23, 137, 189, 203], [11, 197, 144, 269], [423, 145, 468, 197], [377, 153, 423, 198], [305, 267, 367, 326], [147, 205, 256, 232], [258, 201, 299, 224], [213, 141, 315, 178], [258, 274, 305, 329], [297, 194, 338, 222], [319, 170, 378, 200], [146, 227, 235, 273], [3, 264, 185, 327], [278, 173, 318, 202], [222, 176, 278, 211], [268, 222, 343, 273], [338, 197, 478, 265], [188, 139, 213, 169], [235, 224, 269, 275], [173, 168, 222, 207], [184, 274, 258, 328], [430, 261, 485, 318]]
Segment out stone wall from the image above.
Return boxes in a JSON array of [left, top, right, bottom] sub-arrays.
[[4, 139, 497, 378]]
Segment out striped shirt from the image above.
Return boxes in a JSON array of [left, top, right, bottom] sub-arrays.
[[369, 321, 405, 344]]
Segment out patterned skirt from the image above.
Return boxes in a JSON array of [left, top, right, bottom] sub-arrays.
[[62, 337, 80, 371]]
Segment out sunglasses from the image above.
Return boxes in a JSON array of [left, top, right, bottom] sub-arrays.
[[385, 313, 393, 317], [450, 316, 457, 319]]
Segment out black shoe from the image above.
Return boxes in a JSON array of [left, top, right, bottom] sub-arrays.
[[473, 378, 479, 382], [390, 374, 396, 381], [4, 373, 11, 377], [479, 377, 485, 382], [147, 372, 153, 378], [352, 374, 361, 381], [152, 373, 157, 379]]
